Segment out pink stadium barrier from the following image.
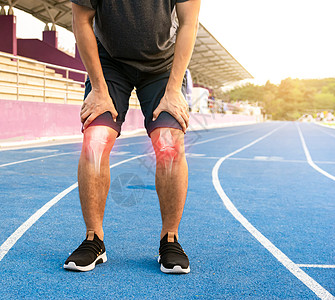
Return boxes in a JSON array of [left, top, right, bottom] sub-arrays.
[[0, 99, 256, 142], [0, 99, 82, 141], [188, 112, 256, 130]]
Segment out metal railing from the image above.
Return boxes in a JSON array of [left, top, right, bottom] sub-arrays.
[[0, 51, 87, 103]]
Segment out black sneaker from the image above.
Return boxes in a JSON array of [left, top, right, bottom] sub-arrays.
[[158, 232, 190, 274], [63, 231, 107, 272]]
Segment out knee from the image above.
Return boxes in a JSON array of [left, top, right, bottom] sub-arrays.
[[82, 126, 115, 159], [152, 128, 185, 164]]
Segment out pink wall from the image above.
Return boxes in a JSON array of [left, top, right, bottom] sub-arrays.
[[0, 99, 82, 141], [0, 99, 256, 142], [189, 112, 256, 130], [122, 108, 145, 132]]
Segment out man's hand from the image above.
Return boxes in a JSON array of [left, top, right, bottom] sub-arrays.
[[152, 90, 189, 133], [80, 88, 118, 130]]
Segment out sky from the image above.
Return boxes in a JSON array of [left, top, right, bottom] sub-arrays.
[[11, 0, 335, 85], [199, 0, 335, 84]]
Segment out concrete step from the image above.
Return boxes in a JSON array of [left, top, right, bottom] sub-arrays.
[[0, 65, 72, 81], [0, 64, 57, 77], [0, 84, 84, 100], [0, 91, 84, 103], [129, 90, 140, 108], [0, 56, 15, 65], [0, 73, 84, 93], [0, 57, 52, 73]]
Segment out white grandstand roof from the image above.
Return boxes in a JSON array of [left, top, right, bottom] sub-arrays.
[[0, 0, 73, 30], [0, 0, 253, 92], [190, 25, 253, 89]]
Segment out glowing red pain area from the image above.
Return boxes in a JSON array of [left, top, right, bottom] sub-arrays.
[[151, 128, 184, 163], [82, 126, 116, 173]]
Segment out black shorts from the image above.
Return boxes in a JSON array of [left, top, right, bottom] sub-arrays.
[[84, 39, 186, 137]]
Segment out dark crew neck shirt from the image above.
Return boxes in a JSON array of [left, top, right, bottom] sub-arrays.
[[71, 0, 189, 73]]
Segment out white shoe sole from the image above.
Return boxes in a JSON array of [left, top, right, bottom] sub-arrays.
[[158, 255, 190, 274], [63, 252, 107, 272]]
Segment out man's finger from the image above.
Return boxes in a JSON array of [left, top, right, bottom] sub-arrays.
[[80, 108, 89, 120], [110, 109, 118, 123], [83, 113, 97, 130], [175, 114, 187, 133], [81, 105, 89, 114], [80, 110, 90, 123], [152, 107, 162, 121], [181, 112, 189, 129]]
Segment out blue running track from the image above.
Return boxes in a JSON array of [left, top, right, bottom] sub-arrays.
[[0, 122, 334, 299]]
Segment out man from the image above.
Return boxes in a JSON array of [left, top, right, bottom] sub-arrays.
[[63, 0, 200, 274]]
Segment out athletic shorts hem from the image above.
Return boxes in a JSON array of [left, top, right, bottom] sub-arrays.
[[146, 111, 183, 137], [86, 111, 122, 137]]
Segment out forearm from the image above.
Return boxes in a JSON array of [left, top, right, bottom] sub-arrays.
[[73, 18, 107, 92], [167, 23, 198, 93]]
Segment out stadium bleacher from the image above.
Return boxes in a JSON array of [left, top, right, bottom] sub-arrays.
[[0, 51, 140, 107], [0, 51, 84, 104]]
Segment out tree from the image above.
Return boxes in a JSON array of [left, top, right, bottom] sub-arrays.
[[223, 78, 334, 120]]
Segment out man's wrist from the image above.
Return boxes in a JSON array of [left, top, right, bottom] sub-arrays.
[[166, 79, 182, 93], [92, 82, 108, 93], [166, 86, 181, 94]]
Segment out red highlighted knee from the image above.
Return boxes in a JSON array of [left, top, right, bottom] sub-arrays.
[[152, 128, 183, 165], [82, 126, 115, 170]]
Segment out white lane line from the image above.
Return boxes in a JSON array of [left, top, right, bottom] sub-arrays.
[[187, 156, 335, 165], [186, 153, 206, 157], [26, 149, 59, 153], [230, 157, 335, 165], [315, 128, 335, 138], [0, 153, 147, 262], [229, 157, 305, 163], [114, 141, 148, 147], [0, 183, 77, 262], [297, 264, 335, 269], [0, 151, 81, 168], [188, 127, 255, 146], [110, 151, 131, 156], [297, 124, 335, 182], [212, 124, 334, 300], [315, 161, 335, 165], [186, 156, 307, 162], [314, 123, 335, 136]]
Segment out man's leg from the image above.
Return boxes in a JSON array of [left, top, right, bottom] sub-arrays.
[[63, 125, 117, 272], [151, 127, 190, 274], [78, 125, 118, 240], [135, 70, 189, 273], [150, 127, 188, 239]]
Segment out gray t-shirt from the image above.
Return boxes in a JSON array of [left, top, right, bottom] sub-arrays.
[[71, 0, 189, 73]]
